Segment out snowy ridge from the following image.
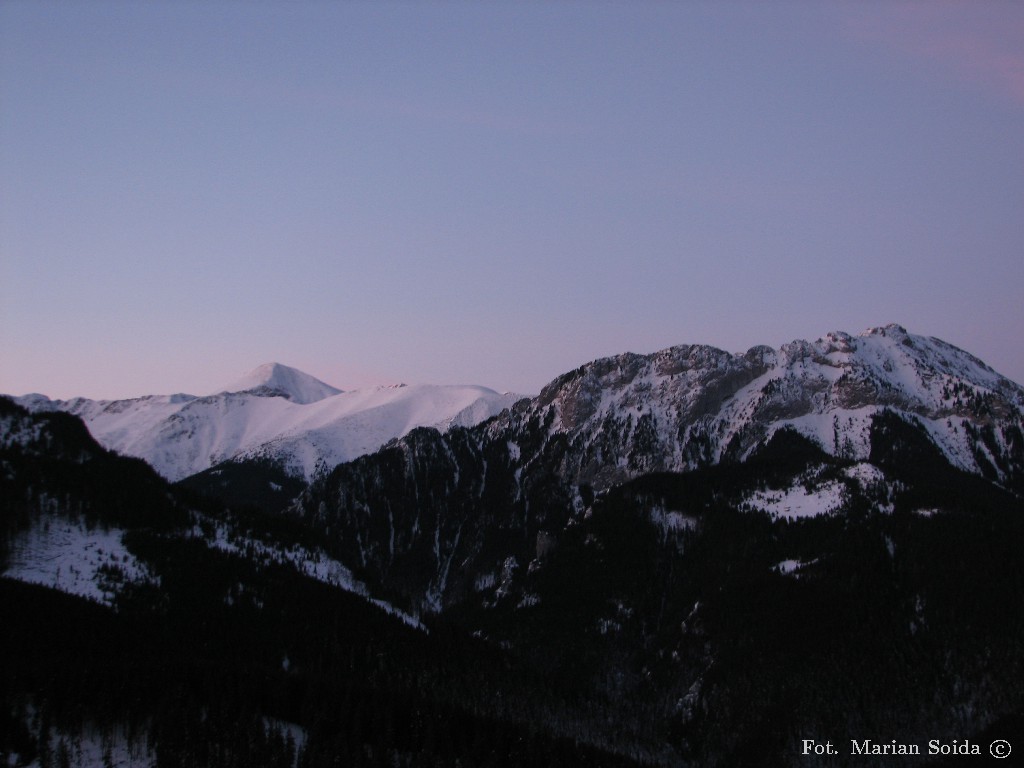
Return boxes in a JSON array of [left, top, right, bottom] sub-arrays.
[[197, 517, 426, 631], [8, 326, 1022, 491], [217, 362, 343, 404], [12, 367, 524, 482], [496, 324, 1024, 491]]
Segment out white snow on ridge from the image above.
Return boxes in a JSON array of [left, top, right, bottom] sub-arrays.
[[12, 367, 524, 482], [10, 325, 1023, 489], [199, 518, 427, 631], [771, 407, 879, 462], [224, 383, 523, 480], [533, 324, 1024, 489], [218, 362, 343, 404]]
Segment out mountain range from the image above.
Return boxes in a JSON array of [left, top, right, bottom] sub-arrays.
[[289, 324, 1024, 612], [3, 324, 1024, 767], [14, 362, 522, 482]]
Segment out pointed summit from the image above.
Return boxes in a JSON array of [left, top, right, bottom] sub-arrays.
[[219, 363, 343, 404]]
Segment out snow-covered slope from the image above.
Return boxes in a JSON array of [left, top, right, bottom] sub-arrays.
[[3, 518, 157, 605], [12, 365, 523, 482], [0, 397, 425, 628], [517, 323, 1024, 490]]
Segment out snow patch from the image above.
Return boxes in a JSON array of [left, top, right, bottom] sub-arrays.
[[648, 505, 698, 535], [3, 519, 156, 605], [774, 557, 818, 577], [744, 479, 846, 520]]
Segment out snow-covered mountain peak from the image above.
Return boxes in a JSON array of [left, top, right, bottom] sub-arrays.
[[218, 363, 343, 404], [508, 325, 1024, 491], [10, 374, 523, 482], [863, 322, 908, 336]]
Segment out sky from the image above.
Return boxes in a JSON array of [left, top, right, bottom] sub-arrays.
[[2, 1, 1023, 400]]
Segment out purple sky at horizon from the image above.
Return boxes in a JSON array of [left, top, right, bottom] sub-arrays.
[[2, 2, 1023, 400]]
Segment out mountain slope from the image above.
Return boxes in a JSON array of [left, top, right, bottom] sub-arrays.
[[293, 324, 1024, 613], [12, 366, 523, 482], [284, 325, 1024, 765], [6, 325, 1024, 766], [1, 397, 653, 767], [525, 323, 1024, 490]]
